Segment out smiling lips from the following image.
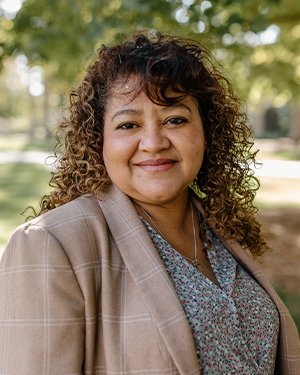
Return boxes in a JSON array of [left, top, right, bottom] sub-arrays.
[[136, 158, 177, 172]]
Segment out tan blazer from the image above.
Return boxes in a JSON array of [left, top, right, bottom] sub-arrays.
[[0, 184, 299, 375]]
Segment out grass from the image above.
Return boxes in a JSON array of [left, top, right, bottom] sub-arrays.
[[275, 289, 300, 333], [0, 163, 51, 249], [0, 133, 56, 152]]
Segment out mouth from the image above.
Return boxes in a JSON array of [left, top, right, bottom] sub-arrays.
[[135, 158, 177, 172]]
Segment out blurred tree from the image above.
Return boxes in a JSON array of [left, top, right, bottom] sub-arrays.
[[0, 0, 299, 136]]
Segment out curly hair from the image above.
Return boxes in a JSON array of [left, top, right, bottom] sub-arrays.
[[36, 31, 267, 256]]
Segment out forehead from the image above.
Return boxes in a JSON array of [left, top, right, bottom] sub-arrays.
[[107, 76, 143, 102], [106, 75, 189, 111]]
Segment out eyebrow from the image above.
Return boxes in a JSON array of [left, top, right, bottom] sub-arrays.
[[111, 109, 143, 121], [110, 102, 192, 121], [160, 103, 192, 114]]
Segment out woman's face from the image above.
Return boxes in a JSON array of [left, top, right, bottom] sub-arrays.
[[103, 78, 206, 206]]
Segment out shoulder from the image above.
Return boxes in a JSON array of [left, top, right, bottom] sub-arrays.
[[29, 194, 104, 229], [3, 195, 109, 264], [29, 194, 107, 242], [17, 194, 107, 241]]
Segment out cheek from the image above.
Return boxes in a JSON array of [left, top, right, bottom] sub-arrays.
[[103, 135, 119, 173], [185, 129, 205, 171], [103, 141, 119, 173], [185, 127, 205, 153], [103, 135, 137, 170]]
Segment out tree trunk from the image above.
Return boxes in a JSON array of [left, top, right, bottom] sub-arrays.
[[43, 78, 52, 138], [29, 94, 38, 139], [289, 105, 300, 146]]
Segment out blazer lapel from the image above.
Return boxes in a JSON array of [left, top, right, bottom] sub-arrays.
[[191, 193, 300, 375], [191, 192, 277, 294], [97, 184, 200, 375]]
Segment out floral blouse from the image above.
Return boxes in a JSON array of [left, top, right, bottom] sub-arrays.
[[140, 215, 279, 375]]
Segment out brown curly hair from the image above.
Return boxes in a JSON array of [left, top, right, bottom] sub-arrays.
[[36, 31, 267, 256]]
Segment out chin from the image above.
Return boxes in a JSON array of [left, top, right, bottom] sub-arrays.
[[135, 187, 187, 205]]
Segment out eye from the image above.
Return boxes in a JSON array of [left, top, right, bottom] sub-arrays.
[[118, 122, 137, 130], [167, 117, 187, 125]]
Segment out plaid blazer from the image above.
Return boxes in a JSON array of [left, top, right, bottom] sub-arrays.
[[0, 183, 299, 375]]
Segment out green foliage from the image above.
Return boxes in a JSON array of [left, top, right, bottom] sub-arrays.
[[0, 0, 179, 83], [0, 0, 300, 103]]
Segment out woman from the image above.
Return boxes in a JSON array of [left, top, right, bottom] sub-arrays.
[[0, 32, 299, 375]]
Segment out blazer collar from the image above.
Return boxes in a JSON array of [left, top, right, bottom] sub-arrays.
[[97, 184, 200, 375]]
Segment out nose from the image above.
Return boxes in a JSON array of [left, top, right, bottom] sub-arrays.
[[139, 126, 170, 153]]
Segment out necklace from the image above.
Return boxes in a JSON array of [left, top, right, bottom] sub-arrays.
[[138, 201, 202, 271]]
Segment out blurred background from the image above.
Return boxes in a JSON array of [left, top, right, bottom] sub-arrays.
[[0, 0, 299, 331]]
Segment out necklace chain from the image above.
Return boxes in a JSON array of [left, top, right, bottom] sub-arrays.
[[138, 201, 202, 271]]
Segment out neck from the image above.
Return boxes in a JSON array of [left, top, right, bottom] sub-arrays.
[[131, 190, 192, 234]]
